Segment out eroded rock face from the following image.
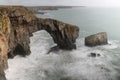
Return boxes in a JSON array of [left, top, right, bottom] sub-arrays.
[[39, 18, 79, 50], [0, 10, 9, 79], [85, 32, 108, 47], [0, 6, 36, 58]]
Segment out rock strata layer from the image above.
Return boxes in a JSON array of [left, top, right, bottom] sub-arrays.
[[85, 32, 108, 47]]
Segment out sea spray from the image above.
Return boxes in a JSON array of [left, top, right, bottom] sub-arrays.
[[5, 30, 118, 80]]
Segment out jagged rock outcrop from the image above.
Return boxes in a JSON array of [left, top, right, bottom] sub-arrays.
[[0, 6, 79, 79], [88, 53, 100, 57], [85, 32, 108, 47]]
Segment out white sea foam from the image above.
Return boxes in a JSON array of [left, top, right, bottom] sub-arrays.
[[5, 30, 119, 80]]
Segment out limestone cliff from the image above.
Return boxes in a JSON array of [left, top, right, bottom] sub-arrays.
[[0, 6, 79, 80]]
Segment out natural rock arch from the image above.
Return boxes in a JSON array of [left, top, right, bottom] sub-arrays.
[[0, 6, 79, 80], [0, 6, 79, 64], [37, 18, 79, 50]]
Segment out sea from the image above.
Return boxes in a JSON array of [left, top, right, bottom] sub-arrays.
[[5, 7, 120, 80]]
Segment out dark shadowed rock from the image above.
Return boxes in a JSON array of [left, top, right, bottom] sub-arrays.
[[0, 66, 6, 80], [88, 53, 101, 57], [85, 32, 108, 47], [47, 46, 60, 54]]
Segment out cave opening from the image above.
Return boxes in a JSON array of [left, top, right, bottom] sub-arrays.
[[13, 44, 26, 57]]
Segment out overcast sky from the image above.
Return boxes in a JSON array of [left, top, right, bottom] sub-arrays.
[[0, 0, 120, 7]]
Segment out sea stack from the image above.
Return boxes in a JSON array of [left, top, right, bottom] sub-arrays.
[[85, 32, 108, 47]]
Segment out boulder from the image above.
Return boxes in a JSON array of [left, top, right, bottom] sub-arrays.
[[85, 32, 108, 47]]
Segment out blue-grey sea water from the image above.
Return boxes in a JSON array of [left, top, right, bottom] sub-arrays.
[[6, 7, 120, 80]]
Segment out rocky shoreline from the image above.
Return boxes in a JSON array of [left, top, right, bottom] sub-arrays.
[[0, 6, 79, 79], [0, 6, 108, 80]]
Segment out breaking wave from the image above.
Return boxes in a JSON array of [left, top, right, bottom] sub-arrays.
[[5, 30, 120, 80]]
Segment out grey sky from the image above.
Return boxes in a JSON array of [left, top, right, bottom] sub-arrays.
[[0, 0, 120, 7]]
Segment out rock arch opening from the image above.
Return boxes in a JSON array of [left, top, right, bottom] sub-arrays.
[[38, 19, 79, 50]]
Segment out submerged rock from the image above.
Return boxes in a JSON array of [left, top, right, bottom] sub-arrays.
[[47, 46, 60, 54], [85, 32, 108, 47], [88, 53, 101, 57]]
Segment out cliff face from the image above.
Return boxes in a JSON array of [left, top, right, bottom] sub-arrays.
[[0, 6, 37, 80], [0, 7, 10, 80], [3, 6, 36, 58], [0, 33, 7, 80], [0, 6, 79, 80]]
